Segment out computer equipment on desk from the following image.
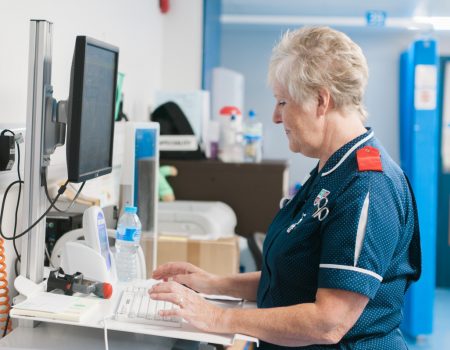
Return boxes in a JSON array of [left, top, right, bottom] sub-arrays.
[[120, 122, 159, 232], [158, 200, 237, 240], [45, 212, 83, 266], [120, 122, 159, 271], [20, 19, 120, 284], [52, 206, 146, 284], [116, 285, 181, 328]]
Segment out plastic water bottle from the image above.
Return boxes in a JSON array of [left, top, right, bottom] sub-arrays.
[[243, 110, 263, 163], [218, 106, 244, 163], [115, 206, 142, 282]]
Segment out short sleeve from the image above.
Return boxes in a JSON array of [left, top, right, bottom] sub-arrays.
[[318, 173, 402, 299]]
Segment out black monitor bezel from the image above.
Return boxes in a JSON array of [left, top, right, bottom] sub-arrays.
[[66, 36, 119, 183]]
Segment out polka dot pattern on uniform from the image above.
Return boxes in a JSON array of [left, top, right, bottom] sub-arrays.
[[256, 128, 420, 350]]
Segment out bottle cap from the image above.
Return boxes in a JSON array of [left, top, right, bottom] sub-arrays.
[[219, 106, 241, 117], [249, 110, 256, 118], [124, 206, 137, 214]]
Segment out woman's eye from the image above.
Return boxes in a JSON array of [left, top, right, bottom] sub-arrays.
[[278, 101, 286, 106]]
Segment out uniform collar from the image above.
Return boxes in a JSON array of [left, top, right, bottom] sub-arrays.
[[320, 128, 374, 177]]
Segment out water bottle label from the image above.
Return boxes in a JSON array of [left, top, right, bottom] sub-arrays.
[[122, 227, 139, 241]]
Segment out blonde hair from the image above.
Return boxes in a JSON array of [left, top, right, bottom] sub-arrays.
[[268, 26, 369, 121]]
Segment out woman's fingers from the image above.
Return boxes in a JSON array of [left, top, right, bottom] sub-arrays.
[[149, 280, 181, 294], [149, 291, 184, 307], [159, 308, 183, 318], [172, 273, 195, 288], [147, 281, 226, 333], [152, 261, 199, 279]]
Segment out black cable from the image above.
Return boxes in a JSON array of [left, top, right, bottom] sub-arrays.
[[0, 129, 22, 260], [0, 180, 69, 241], [0, 129, 13, 137], [14, 257, 19, 278], [13, 135, 22, 260], [2, 312, 10, 337], [0, 130, 76, 336], [0, 129, 21, 337], [43, 174, 86, 213]]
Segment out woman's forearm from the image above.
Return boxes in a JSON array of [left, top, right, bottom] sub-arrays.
[[215, 271, 261, 301], [217, 288, 368, 347], [221, 303, 337, 347]]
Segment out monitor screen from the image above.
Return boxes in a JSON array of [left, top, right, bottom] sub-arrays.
[[66, 36, 119, 183]]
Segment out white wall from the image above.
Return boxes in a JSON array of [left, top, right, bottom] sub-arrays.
[[0, 0, 204, 293], [220, 26, 422, 186], [0, 0, 163, 295], [161, 0, 204, 90], [0, 0, 165, 124]]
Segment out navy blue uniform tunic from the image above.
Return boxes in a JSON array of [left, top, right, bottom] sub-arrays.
[[256, 129, 421, 350]]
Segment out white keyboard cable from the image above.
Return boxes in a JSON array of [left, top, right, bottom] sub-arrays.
[[101, 314, 114, 350]]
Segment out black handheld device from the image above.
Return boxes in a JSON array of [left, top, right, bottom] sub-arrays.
[[47, 268, 113, 299]]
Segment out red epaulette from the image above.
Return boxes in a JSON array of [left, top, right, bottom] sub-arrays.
[[356, 146, 383, 172]]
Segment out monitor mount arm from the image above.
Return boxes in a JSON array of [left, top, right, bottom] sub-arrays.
[[43, 85, 67, 167]]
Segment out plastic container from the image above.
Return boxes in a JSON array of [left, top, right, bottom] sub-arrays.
[[243, 110, 263, 163], [218, 106, 244, 163], [115, 206, 142, 282]]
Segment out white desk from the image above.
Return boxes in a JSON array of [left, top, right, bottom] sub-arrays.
[[7, 280, 258, 348], [0, 322, 176, 349]]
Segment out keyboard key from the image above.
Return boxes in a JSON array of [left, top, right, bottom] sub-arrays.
[[115, 286, 182, 328]]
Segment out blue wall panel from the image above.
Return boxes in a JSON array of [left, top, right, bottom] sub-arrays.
[[400, 39, 439, 337], [436, 57, 450, 288], [202, 0, 222, 90]]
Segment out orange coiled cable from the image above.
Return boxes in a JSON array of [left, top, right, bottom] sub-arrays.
[[0, 238, 11, 334]]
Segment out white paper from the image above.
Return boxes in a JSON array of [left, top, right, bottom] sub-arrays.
[[154, 90, 210, 143], [414, 64, 437, 110], [14, 292, 78, 313]]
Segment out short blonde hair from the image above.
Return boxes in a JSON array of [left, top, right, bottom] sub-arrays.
[[268, 26, 369, 121]]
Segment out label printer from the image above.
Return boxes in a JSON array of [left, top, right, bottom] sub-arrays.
[[157, 200, 237, 240]]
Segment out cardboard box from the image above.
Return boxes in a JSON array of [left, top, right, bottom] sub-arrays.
[[142, 235, 240, 277]]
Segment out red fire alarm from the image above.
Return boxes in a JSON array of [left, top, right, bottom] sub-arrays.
[[160, 0, 170, 13]]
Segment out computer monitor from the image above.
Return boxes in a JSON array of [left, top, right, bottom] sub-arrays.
[[22, 20, 121, 283], [66, 36, 119, 183]]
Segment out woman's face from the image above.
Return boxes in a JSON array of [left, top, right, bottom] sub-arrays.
[[272, 83, 324, 157]]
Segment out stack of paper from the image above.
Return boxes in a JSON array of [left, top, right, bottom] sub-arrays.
[[11, 292, 100, 323]]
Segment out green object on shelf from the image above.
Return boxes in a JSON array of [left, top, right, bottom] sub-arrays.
[[159, 166, 177, 201], [115, 72, 125, 121]]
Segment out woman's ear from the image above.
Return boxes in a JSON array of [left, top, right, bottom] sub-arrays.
[[316, 89, 332, 117]]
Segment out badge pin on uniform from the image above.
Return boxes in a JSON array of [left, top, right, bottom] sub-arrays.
[[286, 213, 307, 234], [313, 189, 330, 221]]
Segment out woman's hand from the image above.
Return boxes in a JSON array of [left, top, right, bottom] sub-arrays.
[[149, 281, 227, 333], [152, 262, 221, 295]]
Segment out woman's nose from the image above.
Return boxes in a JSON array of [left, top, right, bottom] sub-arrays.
[[273, 109, 282, 124]]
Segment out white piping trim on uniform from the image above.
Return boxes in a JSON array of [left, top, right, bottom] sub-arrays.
[[279, 196, 292, 209], [321, 131, 374, 177], [319, 264, 383, 282], [354, 192, 370, 266]]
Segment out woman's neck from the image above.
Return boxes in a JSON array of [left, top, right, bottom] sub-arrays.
[[318, 111, 367, 172]]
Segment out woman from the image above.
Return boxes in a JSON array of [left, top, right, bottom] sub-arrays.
[[149, 26, 421, 349]]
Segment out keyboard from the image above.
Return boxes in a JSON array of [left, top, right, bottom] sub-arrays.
[[115, 285, 182, 327]]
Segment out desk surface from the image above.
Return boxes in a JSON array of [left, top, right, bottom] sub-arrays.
[[8, 280, 258, 347], [0, 322, 176, 350]]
